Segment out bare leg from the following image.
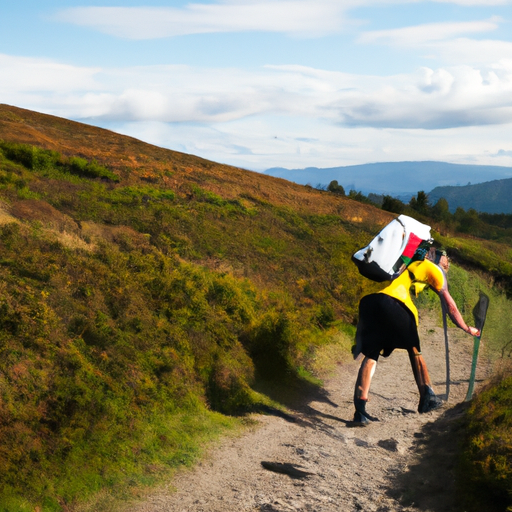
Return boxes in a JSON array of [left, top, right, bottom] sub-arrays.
[[408, 347, 442, 413], [354, 356, 377, 400], [408, 347, 432, 395]]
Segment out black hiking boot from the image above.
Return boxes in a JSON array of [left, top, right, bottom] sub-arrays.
[[418, 386, 443, 413], [353, 398, 379, 425], [353, 410, 370, 425]]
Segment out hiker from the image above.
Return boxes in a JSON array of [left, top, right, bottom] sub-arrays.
[[352, 246, 480, 425]]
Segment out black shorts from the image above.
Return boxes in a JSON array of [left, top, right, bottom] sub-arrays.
[[355, 293, 420, 361]]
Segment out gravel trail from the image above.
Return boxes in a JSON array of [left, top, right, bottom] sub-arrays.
[[132, 312, 488, 512]]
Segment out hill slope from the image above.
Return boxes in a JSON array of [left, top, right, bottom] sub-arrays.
[[0, 104, 394, 508], [428, 178, 512, 214]]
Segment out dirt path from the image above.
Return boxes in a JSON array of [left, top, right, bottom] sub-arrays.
[[131, 312, 489, 512]]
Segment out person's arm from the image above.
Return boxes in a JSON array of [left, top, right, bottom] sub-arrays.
[[438, 287, 480, 336], [428, 264, 480, 336]]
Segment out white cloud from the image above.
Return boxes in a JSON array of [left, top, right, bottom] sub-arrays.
[[2, 52, 512, 170], [2, 53, 512, 130], [358, 18, 501, 45], [53, 0, 512, 41], [427, 39, 512, 66], [357, 17, 512, 66], [0, 54, 99, 93], [329, 64, 512, 129], [54, 1, 349, 39]]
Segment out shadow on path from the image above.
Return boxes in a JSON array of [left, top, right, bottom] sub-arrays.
[[252, 372, 340, 408], [386, 402, 469, 512]]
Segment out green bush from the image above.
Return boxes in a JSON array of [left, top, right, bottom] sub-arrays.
[[0, 141, 119, 183], [67, 157, 119, 182], [0, 141, 59, 171], [327, 180, 345, 195], [241, 309, 297, 379]]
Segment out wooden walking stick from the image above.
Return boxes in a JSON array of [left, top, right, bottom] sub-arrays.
[[465, 292, 490, 402], [442, 302, 450, 400]]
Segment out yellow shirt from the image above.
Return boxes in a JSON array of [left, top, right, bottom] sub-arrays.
[[378, 260, 446, 325]]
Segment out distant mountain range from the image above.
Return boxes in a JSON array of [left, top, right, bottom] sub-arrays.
[[265, 161, 512, 197], [264, 161, 512, 214]]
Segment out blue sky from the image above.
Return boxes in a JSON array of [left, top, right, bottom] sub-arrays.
[[1, 1, 512, 174]]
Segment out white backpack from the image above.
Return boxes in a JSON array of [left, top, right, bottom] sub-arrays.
[[352, 215, 432, 282]]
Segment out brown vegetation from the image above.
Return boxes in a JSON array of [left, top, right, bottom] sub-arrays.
[[0, 103, 390, 223]]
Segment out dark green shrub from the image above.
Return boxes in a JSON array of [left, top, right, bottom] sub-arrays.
[[327, 180, 345, 195], [206, 346, 255, 413], [0, 141, 59, 171], [314, 302, 336, 328], [0, 141, 119, 182], [242, 310, 296, 380], [382, 195, 405, 214], [67, 157, 119, 182]]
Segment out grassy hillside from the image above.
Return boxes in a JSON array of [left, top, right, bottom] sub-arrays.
[[0, 105, 388, 509], [0, 104, 511, 510]]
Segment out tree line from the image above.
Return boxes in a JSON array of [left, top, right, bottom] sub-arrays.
[[320, 180, 512, 244]]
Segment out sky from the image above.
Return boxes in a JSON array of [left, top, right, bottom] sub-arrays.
[[1, 0, 512, 176]]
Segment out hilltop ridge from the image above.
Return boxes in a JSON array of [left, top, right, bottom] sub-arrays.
[[0, 104, 389, 223], [428, 178, 512, 214]]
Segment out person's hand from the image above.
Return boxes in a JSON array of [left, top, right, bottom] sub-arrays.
[[468, 326, 481, 337]]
